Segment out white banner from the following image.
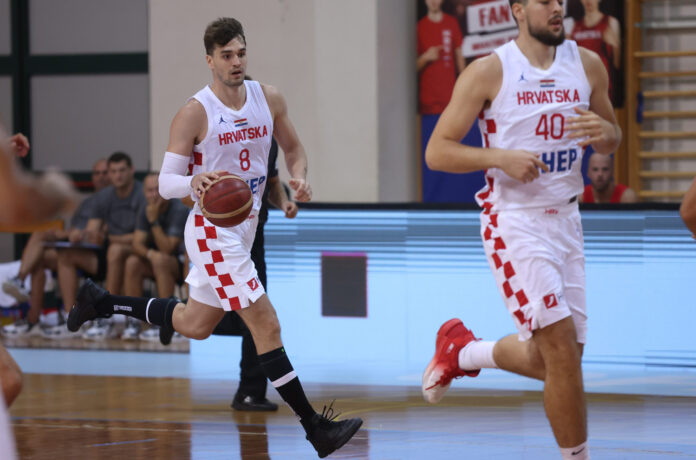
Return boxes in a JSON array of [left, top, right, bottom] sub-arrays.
[[461, 28, 519, 58], [467, 0, 515, 34]]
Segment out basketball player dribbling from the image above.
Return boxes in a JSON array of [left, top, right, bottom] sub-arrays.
[[67, 17, 361, 458], [421, 1, 621, 459]]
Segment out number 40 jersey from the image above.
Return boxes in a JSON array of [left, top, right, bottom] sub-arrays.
[[476, 39, 591, 213]]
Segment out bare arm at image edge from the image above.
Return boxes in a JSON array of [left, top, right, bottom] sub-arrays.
[[680, 178, 696, 237]]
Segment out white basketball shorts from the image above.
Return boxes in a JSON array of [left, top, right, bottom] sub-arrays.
[[184, 212, 265, 310], [480, 201, 587, 343]]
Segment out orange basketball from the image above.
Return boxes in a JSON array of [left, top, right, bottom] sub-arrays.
[[199, 173, 252, 228]]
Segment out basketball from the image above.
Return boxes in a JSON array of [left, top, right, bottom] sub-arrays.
[[199, 172, 253, 227]]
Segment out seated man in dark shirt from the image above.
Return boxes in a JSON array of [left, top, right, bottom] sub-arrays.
[[57, 151, 146, 339], [123, 172, 189, 340], [2, 159, 110, 337]]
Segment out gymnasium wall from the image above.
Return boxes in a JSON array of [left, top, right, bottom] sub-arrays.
[[640, 2, 696, 197], [228, 206, 695, 376], [149, 0, 419, 203]]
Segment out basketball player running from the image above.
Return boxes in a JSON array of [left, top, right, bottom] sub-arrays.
[[421, 1, 620, 459], [0, 127, 45, 460], [66, 17, 361, 458]]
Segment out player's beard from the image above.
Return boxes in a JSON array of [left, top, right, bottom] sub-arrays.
[[218, 70, 244, 88], [222, 77, 244, 88], [593, 179, 610, 192], [528, 21, 565, 47]]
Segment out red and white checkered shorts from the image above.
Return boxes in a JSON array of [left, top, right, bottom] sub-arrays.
[[184, 210, 264, 311], [480, 202, 587, 343]]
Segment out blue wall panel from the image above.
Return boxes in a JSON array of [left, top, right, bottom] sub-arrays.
[[260, 208, 695, 371]]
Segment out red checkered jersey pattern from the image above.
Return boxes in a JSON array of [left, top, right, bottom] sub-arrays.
[[481, 212, 531, 332], [193, 214, 242, 310]]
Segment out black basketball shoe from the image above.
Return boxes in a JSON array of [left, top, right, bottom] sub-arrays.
[[159, 321, 174, 345], [301, 401, 363, 458], [67, 279, 111, 332], [158, 297, 182, 346]]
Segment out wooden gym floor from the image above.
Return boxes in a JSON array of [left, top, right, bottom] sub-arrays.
[[9, 373, 696, 459]]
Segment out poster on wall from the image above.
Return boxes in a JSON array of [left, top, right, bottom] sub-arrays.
[[416, 0, 625, 203], [565, 0, 625, 108], [457, 0, 624, 105]]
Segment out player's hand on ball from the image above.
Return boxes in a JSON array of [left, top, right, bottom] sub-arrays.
[[282, 201, 298, 219], [289, 178, 312, 202], [499, 150, 550, 184], [192, 170, 225, 198]]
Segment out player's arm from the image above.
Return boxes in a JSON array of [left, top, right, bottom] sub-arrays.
[[426, 55, 548, 183], [263, 84, 312, 202], [567, 48, 621, 155], [680, 177, 696, 237], [0, 131, 78, 225], [160, 101, 222, 200], [267, 175, 298, 218]]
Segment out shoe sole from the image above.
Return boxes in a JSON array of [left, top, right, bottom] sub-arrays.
[[318, 418, 363, 458], [67, 280, 110, 332], [421, 319, 463, 404], [159, 326, 174, 345], [422, 359, 451, 404]]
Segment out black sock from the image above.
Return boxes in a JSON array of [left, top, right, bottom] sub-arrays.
[[97, 295, 177, 327], [258, 347, 315, 421]]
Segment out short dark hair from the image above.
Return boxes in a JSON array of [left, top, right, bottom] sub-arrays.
[[107, 151, 132, 167], [204, 17, 246, 56]]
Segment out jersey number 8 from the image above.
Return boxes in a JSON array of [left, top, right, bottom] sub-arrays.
[[239, 148, 250, 171]]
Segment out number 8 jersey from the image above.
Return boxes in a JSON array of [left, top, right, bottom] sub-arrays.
[[476, 40, 591, 213], [188, 80, 273, 221]]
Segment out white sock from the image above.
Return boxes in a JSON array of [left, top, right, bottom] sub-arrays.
[[560, 442, 589, 460], [458, 340, 498, 370]]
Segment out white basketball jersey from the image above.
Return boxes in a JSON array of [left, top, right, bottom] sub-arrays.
[[188, 80, 274, 219], [476, 40, 591, 212]]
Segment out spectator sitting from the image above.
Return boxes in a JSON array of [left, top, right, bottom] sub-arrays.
[[122, 172, 189, 340], [579, 153, 637, 203], [56, 151, 146, 339], [1, 159, 110, 338]]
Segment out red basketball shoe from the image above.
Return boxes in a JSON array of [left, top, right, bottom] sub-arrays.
[[422, 318, 480, 404]]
